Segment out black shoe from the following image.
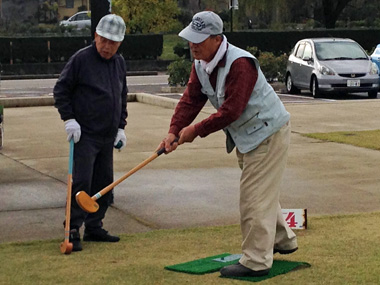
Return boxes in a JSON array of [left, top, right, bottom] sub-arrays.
[[273, 247, 298, 255], [69, 229, 82, 252], [220, 263, 270, 277], [83, 228, 120, 242]]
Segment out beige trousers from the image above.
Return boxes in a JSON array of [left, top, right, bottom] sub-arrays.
[[236, 121, 297, 271]]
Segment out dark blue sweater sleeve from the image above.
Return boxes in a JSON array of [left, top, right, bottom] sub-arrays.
[[118, 57, 128, 129], [53, 54, 78, 121]]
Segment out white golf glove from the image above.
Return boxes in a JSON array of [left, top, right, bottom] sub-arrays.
[[64, 119, 81, 143], [114, 128, 127, 150]]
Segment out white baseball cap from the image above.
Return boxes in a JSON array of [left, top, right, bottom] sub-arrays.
[[96, 14, 126, 42], [179, 11, 223, 44]]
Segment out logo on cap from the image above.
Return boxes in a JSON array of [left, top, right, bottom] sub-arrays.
[[191, 17, 206, 31]]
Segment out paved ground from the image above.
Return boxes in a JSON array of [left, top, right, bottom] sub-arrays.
[[1, 92, 380, 243]]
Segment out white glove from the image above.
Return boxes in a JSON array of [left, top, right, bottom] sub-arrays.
[[114, 128, 127, 150], [64, 119, 81, 143]]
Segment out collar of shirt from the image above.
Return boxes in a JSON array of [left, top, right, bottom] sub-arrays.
[[208, 44, 228, 89]]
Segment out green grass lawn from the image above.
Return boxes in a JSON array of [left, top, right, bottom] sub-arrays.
[[1, 212, 380, 284], [303, 130, 380, 150]]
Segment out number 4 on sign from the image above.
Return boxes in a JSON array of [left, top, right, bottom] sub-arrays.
[[282, 209, 307, 230], [285, 212, 298, 228]]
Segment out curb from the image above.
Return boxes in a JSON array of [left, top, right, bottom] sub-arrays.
[[0, 96, 55, 108], [0, 71, 158, 81], [0, 93, 178, 109], [134, 93, 178, 109]]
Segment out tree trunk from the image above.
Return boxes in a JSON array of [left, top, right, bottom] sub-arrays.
[[322, 0, 351, 28]]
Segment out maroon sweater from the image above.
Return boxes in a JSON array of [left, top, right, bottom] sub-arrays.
[[169, 56, 258, 138]]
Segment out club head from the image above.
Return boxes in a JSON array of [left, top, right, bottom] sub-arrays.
[[75, 191, 99, 213], [60, 241, 73, 254]]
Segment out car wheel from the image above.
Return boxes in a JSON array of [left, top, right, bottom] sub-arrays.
[[312, 76, 321, 98], [368, 90, 378, 99], [286, 74, 300, 94]]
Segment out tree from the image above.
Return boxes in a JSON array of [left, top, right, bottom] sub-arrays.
[[39, 0, 59, 23], [320, 0, 352, 28], [185, 0, 301, 30], [112, 0, 181, 34], [334, 0, 380, 28], [192, 0, 357, 30]]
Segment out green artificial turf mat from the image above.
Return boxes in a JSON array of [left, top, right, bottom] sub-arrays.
[[165, 253, 310, 282], [221, 260, 311, 282], [165, 253, 241, 274]]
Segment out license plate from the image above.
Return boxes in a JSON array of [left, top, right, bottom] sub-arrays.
[[347, 79, 360, 87]]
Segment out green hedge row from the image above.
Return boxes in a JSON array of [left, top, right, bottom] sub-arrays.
[[225, 28, 380, 55], [0, 34, 163, 64]]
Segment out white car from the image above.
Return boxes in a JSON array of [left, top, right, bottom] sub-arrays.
[[60, 11, 91, 29]]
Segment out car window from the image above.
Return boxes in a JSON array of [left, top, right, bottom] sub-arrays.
[[302, 43, 312, 60], [315, 41, 368, 60], [295, 43, 305, 59], [77, 13, 90, 21], [77, 14, 86, 21]]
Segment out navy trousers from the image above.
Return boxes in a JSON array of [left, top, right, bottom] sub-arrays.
[[69, 134, 114, 231]]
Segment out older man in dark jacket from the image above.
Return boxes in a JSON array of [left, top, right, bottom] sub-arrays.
[[54, 14, 128, 252]]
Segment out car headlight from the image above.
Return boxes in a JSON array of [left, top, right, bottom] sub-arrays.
[[319, 65, 335, 75], [370, 62, 379, 75]]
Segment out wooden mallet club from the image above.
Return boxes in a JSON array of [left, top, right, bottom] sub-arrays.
[[76, 139, 178, 213], [60, 139, 74, 254]]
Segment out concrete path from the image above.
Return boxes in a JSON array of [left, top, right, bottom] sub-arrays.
[[1, 94, 380, 243]]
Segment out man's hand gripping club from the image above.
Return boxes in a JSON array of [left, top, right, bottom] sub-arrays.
[[159, 125, 197, 153]]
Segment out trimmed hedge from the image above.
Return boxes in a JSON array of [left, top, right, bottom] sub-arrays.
[[49, 37, 91, 62], [1, 29, 378, 65], [0, 34, 163, 64], [225, 28, 380, 55], [119, 35, 163, 60]]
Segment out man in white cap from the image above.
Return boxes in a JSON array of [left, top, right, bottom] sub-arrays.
[[54, 14, 128, 251], [158, 11, 298, 277]]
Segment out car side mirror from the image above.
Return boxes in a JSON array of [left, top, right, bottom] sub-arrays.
[[303, 57, 314, 63]]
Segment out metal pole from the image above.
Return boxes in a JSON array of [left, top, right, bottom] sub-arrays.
[[10, 41, 12, 65], [47, 40, 51, 63], [0, 104, 3, 150], [90, 0, 111, 40], [230, 0, 233, 32]]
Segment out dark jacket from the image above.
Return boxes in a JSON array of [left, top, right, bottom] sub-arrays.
[[53, 42, 128, 138]]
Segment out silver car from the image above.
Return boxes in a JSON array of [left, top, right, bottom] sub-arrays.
[[60, 11, 91, 30], [286, 38, 379, 98]]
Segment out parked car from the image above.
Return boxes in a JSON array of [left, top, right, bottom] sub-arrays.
[[370, 44, 380, 72], [286, 38, 379, 98], [60, 11, 91, 29]]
